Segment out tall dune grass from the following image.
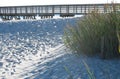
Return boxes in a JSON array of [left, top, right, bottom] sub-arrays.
[[63, 4, 120, 59]]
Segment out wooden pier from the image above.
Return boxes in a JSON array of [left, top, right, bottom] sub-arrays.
[[0, 3, 120, 20]]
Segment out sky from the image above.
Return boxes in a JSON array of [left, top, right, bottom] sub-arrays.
[[0, 0, 120, 6]]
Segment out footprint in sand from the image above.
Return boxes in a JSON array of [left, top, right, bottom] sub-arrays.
[[0, 62, 3, 67]]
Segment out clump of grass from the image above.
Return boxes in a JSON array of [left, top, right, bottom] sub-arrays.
[[64, 66, 73, 79], [63, 4, 120, 59], [64, 61, 96, 79], [82, 60, 96, 79]]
